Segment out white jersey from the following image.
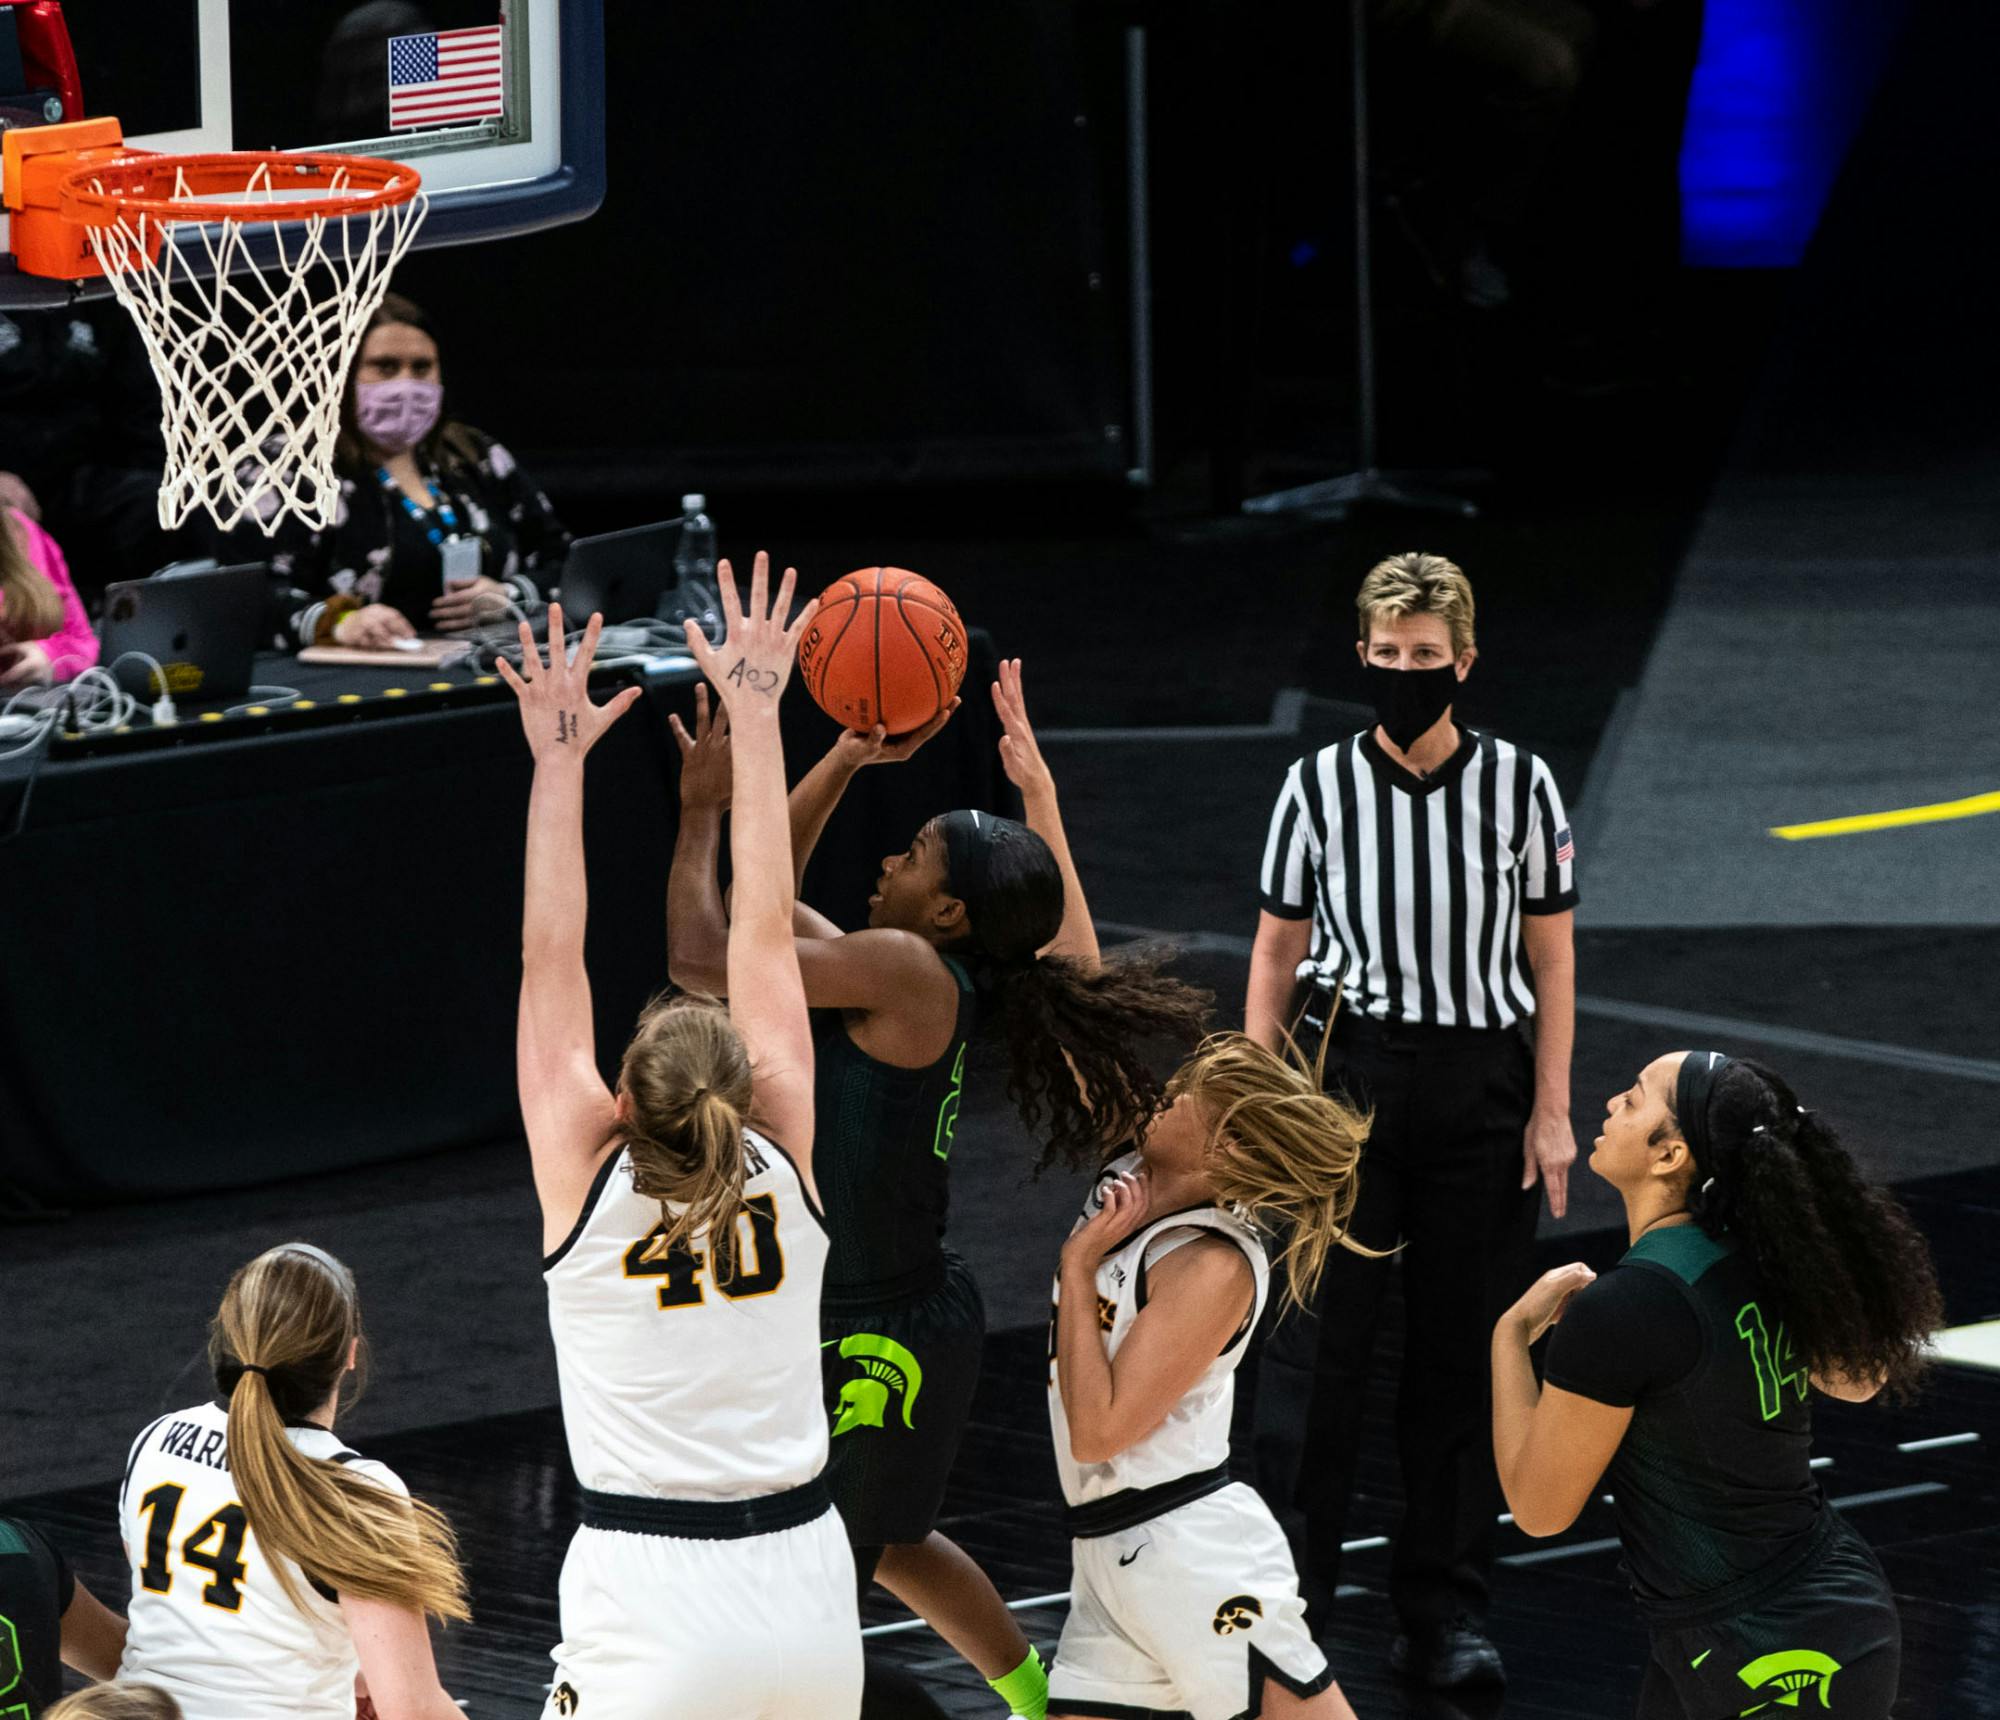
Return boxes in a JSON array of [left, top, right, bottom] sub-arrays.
[[117, 1400, 408, 1720], [1050, 1153, 1269, 1506], [545, 1131, 830, 1499]]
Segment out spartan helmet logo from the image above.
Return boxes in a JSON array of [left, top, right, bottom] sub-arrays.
[[1211, 1594, 1264, 1636], [830, 1333, 924, 1438], [1735, 1649, 1842, 1712], [552, 1681, 580, 1715]]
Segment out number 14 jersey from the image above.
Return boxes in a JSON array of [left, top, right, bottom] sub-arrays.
[[118, 1400, 409, 1719]]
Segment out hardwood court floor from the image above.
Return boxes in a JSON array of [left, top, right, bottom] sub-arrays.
[[14, 1167, 1996, 1717]]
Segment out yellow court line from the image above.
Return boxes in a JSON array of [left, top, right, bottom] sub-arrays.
[[1770, 790, 2000, 841]]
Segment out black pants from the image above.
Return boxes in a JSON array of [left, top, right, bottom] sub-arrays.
[[1251, 1006, 1540, 1632]]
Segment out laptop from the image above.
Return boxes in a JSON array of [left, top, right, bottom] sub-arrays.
[[99, 564, 268, 702], [556, 519, 682, 624]]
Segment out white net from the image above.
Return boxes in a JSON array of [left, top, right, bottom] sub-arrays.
[[80, 159, 426, 535]]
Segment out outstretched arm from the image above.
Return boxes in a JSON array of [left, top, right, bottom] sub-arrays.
[[992, 658, 1098, 970], [681, 555, 822, 1179], [496, 605, 644, 1235], [666, 683, 733, 993], [788, 701, 960, 904]]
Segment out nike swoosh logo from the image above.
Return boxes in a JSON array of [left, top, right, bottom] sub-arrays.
[[1118, 1548, 1143, 1566], [1690, 1649, 1712, 1670]]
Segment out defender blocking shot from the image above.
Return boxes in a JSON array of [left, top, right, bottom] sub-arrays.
[[502, 575, 862, 1720]]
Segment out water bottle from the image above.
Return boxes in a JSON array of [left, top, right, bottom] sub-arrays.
[[660, 492, 721, 643]]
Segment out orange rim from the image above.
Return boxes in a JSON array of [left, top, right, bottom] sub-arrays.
[[58, 150, 421, 228]]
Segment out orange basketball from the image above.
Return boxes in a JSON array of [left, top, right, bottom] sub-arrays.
[[796, 568, 968, 734]]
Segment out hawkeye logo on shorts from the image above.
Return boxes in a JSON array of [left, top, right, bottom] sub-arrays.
[[1735, 1649, 1842, 1712], [1212, 1595, 1264, 1635], [829, 1333, 924, 1436], [552, 1680, 580, 1715]]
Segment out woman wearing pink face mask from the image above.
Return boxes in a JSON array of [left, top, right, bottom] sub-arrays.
[[282, 293, 571, 649]]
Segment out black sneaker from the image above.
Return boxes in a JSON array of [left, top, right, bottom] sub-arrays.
[[1388, 1617, 1506, 1689]]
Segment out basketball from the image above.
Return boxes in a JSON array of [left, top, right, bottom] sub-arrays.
[[796, 567, 969, 734]]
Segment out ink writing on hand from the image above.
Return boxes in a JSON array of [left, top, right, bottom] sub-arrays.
[[725, 659, 782, 697]]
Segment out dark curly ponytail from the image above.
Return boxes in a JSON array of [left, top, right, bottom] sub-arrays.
[[988, 946, 1214, 1172], [936, 809, 1212, 1169], [1673, 1058, 1942, 1400]]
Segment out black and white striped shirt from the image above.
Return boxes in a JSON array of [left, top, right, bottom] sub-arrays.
[[1259, 727, 1577, 1030]]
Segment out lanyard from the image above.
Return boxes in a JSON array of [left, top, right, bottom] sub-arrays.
[[375, 467, 462, 546]]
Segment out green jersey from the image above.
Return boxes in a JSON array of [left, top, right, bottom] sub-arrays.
[[1545, 1223, 1823, 1612], [814, 956, 975, 1305]]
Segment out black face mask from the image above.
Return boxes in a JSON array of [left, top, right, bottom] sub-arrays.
[[1362, 661, 1460, 751]]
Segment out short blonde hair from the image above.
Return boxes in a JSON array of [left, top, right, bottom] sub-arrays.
[[44, 1686, 184, 1720], [1355, 552, 1476, 656]]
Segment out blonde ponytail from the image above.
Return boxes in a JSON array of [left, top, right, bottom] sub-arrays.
[[619, 993, 756, 1256], [0, 511, 62, 644], [211, 1245, 469, 1624], [1173, 1031, 1388, 1311]]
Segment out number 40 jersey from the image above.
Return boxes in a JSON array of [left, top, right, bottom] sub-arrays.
[[544, 1131, 832, 1500], [117, 1400, 410, 1719]]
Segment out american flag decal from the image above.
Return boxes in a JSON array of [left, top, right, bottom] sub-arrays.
[[388, 26, 505, 131], [1555, 826, 1575, 865]]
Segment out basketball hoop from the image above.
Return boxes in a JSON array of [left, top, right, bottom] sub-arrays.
[[4, 121, 425, 534]]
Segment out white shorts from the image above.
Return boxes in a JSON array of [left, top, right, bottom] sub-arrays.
[[542, 1510, 861, 1720], [1049, 1483, 1332, 1720]]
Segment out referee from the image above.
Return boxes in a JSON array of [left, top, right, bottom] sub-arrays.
[[1246, 552, 1578, 1689]]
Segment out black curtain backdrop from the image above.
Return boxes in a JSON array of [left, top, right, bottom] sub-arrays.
[[0, 642, 1010, 1205], [389, 0, 1131, 494]]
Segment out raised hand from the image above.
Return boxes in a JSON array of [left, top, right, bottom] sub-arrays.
[[668, 682, 733, 811], [991, 657, 1055, 801], [684, 551, 816, 716], [494, 601, 644, 759], [830, 697, 961, 768]]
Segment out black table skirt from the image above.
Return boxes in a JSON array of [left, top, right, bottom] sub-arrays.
[[0, 637, 1010, 1204]]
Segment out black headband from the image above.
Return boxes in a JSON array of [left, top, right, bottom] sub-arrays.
[[938, 809, 1021, 962], [939, 809, 998, 900], [1674, 1050, 1734, 1168]]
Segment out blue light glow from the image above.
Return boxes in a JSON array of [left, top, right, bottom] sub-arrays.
[[1680, 0, 1914, 267]]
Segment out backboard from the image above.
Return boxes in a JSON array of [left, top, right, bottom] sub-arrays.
[[0, 0, 604, 306]]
